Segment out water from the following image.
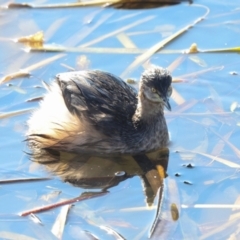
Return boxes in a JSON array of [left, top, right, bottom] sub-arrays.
[[1, 0, 240, 239]]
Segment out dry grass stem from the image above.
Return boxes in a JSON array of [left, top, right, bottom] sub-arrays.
[[172, 78, 188, 83], [7, 0, 119, 9], [0, 54, 65, 84], [0, 177, 50, 184], [201, 47, 240, 53], [29, 45, 182, 54], [0, 71, 30, 84], [20, 192, 108, 216], [17, 31, 44, 45], [0, 108, 35, 119]]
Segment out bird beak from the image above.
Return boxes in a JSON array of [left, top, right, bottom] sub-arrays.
[[164, 97, 171, 111]]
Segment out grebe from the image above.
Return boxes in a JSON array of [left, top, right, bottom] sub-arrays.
[[27, 67, 172, 155]]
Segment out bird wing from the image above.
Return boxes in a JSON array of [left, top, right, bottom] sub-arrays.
[[56, 70, 138, 137]]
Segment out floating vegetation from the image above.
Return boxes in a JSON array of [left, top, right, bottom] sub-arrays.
[[0, 108, 35, 119], [27, 45, 183, 53], [0, 177, 50, 184], [25, 96, 43, 102], [170, 203, 179, 221], [229, 71, 238, 75], [126, 78, 137, 84], [20, 192, 108, 216], [16, 31, 44, 48], [6, 0, 192, 9], [76, 55, 91, 70], [187, 43, 199, 53], [183, 180, 192, 185]]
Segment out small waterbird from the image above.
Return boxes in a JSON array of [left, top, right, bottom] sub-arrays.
[[27, 66, 172, 155]]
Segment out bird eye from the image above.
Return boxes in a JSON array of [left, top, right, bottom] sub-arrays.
[[151, 88, 157, 93]]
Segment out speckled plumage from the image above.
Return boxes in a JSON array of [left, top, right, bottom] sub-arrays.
[[27, 67, 172, 155]]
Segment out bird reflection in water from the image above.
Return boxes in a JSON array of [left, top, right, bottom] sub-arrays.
[[30, 146, 169, 206], [26, 67, 174, 237]]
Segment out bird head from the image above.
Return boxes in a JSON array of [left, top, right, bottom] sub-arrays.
[[139, 66, 172, 111]]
